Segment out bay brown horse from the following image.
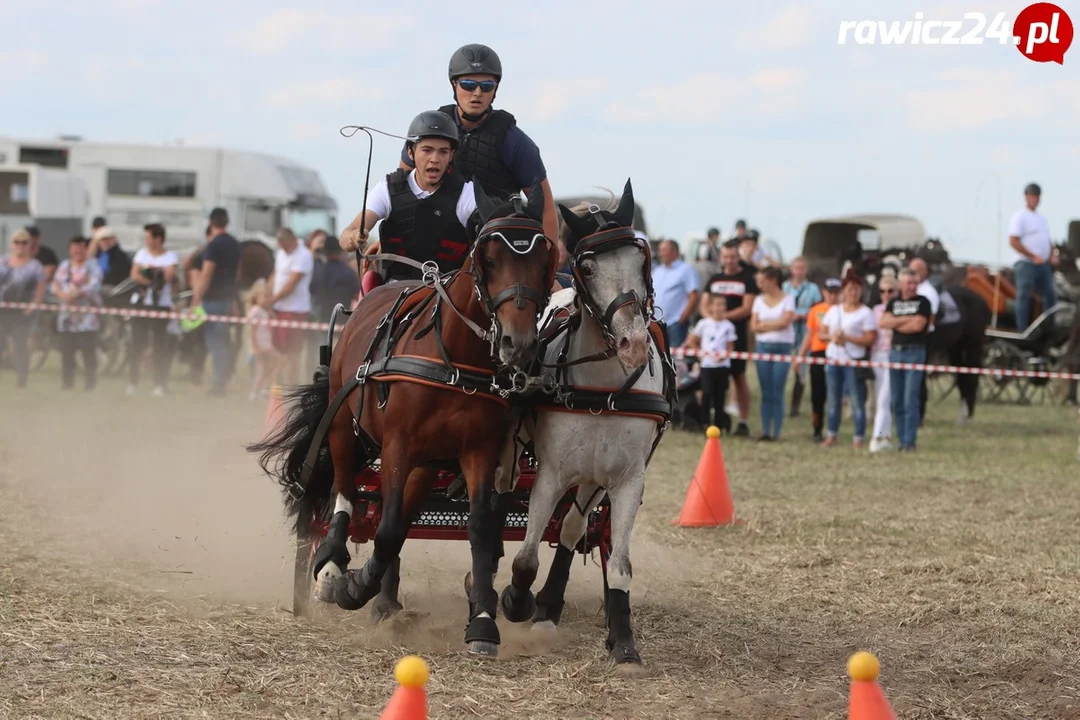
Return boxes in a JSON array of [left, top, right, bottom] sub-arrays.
[[249, 182, 557, 657]]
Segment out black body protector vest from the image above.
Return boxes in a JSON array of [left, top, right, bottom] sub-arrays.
[[438, 104, 521, 202], [377, 169, 471, 282]]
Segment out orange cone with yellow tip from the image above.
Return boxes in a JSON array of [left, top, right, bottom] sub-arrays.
[[848, 651, 896, 720], [379, 655, 428, 719], [263, 384, 285, 438], [672, 426, 740, 527]]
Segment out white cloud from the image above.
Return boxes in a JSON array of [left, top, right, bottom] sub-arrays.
[[735, 5, 817, 51], [606, 68, 806, 125], [264, 77, 373, 110], [990, 145, 1020, 166], [904, 69, 1079, 133], [0, 50, 48, 76], [250, 9, 414, 54], [529, 76, 611, 121]]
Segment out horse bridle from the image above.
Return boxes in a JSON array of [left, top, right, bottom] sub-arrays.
[[463, 208, 558, 361], [567, 207, 654, 352]]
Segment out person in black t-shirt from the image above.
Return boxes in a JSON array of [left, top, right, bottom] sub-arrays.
[[25, 226, 58, 282], [878, 268, 933, 451], [190, 207, 241, 396], [705, 239, 759, 436]]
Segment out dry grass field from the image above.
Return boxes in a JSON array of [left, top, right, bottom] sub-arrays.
[[1, 363, 1078, 719]]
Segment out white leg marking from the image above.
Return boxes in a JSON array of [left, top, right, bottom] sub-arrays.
[[333, 492, 353, 517]]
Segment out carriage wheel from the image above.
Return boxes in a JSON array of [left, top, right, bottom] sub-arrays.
[[292, 514, 322, 617], [980, 340, 1032, 405]]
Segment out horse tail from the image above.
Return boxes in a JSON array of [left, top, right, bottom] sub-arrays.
[[247, 373, 334, 532]]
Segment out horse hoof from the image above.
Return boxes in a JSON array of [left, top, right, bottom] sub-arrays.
[[371, 596, 403, 624], [467, 641, 499, 658], [530, 619, 558, 634], [609, 642, 643, 668], [500, 585, 535, 624], [465, 613, 500, 654]]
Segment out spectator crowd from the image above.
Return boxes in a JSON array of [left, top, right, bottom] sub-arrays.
[[652, 221, 936, 452], [0, 208, 358, 402]]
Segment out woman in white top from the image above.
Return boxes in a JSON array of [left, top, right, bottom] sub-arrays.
[[128, 223, 179, 396], [819, 272, 878, 448], [749, 266, 796, 441], [869, 276, 897, 452]]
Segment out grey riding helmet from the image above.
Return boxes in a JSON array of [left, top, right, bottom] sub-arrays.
[[406, 110, 460, 150], [448, 43, 502, 81], [1024, 182, 1041, 196]]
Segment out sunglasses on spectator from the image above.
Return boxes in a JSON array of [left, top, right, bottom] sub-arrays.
[[878, 287, 896, 293], [456, 79, 497, 93], [12, 240, 28, 245]]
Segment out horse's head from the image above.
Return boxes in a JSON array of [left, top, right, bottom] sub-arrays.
[[466, 180, 557, 369], [558, 179, 652, 371]]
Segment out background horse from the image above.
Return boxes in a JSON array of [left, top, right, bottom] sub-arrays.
[[249, 182, 557, 658], [495, 180, 674, 671]]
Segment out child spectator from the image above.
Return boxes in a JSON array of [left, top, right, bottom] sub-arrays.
[[245, 279, 284, 401], [687, 293, 737, 433]]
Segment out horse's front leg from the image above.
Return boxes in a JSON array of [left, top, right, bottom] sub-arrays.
[[605, 470, 645, 669], [460, 445, 505, 657], [502, 459, 569, 625], [370, 467, 438, 623], [334, 441, 412, 611], [532, 482, 606, 630]]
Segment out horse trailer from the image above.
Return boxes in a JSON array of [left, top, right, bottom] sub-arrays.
[[0, 135, 338, 256]]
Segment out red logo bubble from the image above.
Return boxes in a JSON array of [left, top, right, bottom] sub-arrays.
[[1013, 2, 1074, 64]]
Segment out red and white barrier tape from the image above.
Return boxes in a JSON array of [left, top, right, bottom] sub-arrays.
[[0, 300, 330, 330], [3, 300, 1078, 380]]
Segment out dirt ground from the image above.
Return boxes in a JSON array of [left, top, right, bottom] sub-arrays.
[[1, 365, 1079, 719]]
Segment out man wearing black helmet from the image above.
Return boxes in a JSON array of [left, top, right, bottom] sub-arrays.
[[1007, 182, 1056, 330], [341, 110, 477, 283], [399, 43, 558, 248]]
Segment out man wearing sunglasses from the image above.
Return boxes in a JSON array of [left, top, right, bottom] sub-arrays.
[[398, 43, 558, 250], [341, 110, 477, 284]]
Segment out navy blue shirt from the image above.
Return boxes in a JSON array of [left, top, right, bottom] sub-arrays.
[[400, 109, 547, 190]]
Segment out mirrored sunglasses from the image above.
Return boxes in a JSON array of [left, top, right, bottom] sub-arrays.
[[456, 79, 497, 93]]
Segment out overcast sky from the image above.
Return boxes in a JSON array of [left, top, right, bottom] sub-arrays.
[[2, 0, 1076, 264]]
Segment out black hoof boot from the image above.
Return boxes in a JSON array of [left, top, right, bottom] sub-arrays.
[[370, 594, 403, 624], [333, 566, 381, 611], [311, 514, 351, 580], [465, 614, 501, 657], [531, 591, 565, 627], [500, 585, 535, 624], [605, 589, 643, 669]]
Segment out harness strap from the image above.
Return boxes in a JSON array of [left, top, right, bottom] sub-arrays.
[[289, 375, 363, 502], [364, 252, 493, 342], [361, 356, 504, 399]]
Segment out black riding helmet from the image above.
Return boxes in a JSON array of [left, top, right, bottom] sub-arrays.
[[406, 110, 460, 151], [448, 43, 502, 81], [448, 43, 501, 121]]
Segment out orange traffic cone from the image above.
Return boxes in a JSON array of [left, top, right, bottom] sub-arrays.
[[848, 651, 896, 720], [379, 655, 429, 719], [672, 426, 740, 527], [263, 384, 285, 438]]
